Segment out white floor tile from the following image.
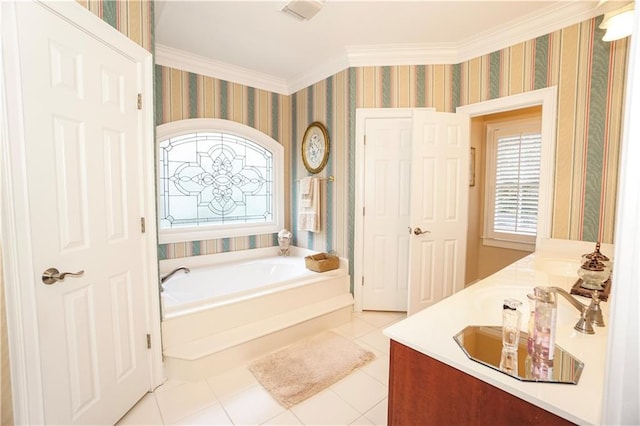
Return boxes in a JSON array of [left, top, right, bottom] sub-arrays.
[[330, 370, 387, 414], [332, 318, 377, 339], [364, 398, 388, 426], [360, 355, 390, 386], [117, 393, 163, 425], [206, 365, 259, 399], [356, 329, 391, 355], [128, 313, 397, 425], [290, 389, 361, 425], [172, 402, 232, 425], [220, 384, 285, 425], [350, 415, 374, 425], [356, 311, 406, 328], [262, 410, 303, 425], [154, 380, 218, 425]]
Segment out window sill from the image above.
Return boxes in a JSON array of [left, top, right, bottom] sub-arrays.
[[482, 237, 535, 252]]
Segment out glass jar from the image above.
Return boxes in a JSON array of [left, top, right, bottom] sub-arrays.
[[577, 258, 609, 290], [502, 298, 522, 350]]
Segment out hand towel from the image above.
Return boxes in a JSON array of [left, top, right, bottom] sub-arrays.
[[298, 177, 320, 232], [300, 176, 313, 208]]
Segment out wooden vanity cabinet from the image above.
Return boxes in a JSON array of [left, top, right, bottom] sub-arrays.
[[388, 340, 574, 425]]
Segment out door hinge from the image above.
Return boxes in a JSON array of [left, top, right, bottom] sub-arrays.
[[140, 217, 146, 233], [146, 334, 151, 349], [363, 207, 365, 216], [137, 93, 142, 110], [364, 135, 367, 145], [361, 276, 365, 286]]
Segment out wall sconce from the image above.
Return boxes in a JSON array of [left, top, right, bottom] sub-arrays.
[[599, 2, 635, 41]]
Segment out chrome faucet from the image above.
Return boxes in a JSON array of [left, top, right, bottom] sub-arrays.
[[548, 286, 605, 335], [160, 266, 190, 283]]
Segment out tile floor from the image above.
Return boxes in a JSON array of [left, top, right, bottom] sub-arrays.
[[118, 311, 406, 426]]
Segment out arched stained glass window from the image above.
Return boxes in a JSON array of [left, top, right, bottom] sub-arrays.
[[157, 119, 284, 243]]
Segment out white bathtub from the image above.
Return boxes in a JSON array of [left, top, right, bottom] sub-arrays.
[[160, 246, 348, 318], [160, 246, 353, 379]]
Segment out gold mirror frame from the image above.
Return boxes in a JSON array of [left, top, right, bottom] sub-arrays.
[[302, 121, 330, 174]]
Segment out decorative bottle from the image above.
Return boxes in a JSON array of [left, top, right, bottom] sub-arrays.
[[531, 286, 557, 379]]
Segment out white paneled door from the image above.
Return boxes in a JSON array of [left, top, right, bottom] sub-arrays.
[[358, 110, 469, 314], [362, 118, 413, 311], [14, 2, 152, 424], [408, 111, 470, 315]]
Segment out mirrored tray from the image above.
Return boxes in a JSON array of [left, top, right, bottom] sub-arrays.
[[453, 325, 584, 384]]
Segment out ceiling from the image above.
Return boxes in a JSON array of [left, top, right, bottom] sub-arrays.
[[154, 1, 614, 94]]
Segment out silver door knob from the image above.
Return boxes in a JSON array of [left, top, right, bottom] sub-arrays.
[[42, 268, 85, 285], [413, 227, 430, 236]]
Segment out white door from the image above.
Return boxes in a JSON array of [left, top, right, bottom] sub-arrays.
[[407, 111, 470, 315], [361, 118, 412, 311], [14, 2, 152, 424]]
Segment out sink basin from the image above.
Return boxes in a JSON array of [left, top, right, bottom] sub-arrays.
[[532, 257, 580, 278]]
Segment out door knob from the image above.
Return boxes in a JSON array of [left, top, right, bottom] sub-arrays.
[[42, 268, 85, 285], [413, 227, 430, 236]]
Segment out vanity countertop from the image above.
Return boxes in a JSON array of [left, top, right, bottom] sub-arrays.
[[383, 239, 613, 425]]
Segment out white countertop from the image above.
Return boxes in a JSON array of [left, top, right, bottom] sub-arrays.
[[383, 239, 613, 425]]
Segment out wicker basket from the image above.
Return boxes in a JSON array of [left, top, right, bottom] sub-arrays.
[[305, 253, 339, 272]]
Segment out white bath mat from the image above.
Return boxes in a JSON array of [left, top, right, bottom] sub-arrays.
[[248, 331, 376, 408]]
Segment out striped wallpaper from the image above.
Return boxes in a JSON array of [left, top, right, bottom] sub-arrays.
[[75, 0, 153, 52], [157, 15, 628, 265]]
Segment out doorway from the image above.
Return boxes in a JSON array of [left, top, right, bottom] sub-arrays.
[[353, 88, 557, 313]]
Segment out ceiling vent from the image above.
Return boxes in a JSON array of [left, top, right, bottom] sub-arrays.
[[281, 0, 324, 21]]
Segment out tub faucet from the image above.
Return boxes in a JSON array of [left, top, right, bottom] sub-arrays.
[[160, 266, 190, 283], [548, 286, 605, 335]]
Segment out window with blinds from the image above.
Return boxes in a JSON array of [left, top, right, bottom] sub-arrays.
[[484, 118, 541, 251]]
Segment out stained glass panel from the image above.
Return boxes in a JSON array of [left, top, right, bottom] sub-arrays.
[[158, 132, 273, 230]]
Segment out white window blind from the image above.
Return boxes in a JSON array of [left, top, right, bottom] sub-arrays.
[[493, 132, 541, 236], [484, 118, 541, 251]]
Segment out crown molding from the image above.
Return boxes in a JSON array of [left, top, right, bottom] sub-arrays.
[[155, 2, 605, 96], [287, 53, 351, 94], [456, 1, 604, 62], [155, 44, 290, 95], [347, 43, 459, 66]]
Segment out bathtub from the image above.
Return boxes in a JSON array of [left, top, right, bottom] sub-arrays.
[[160, 246, 353, 379], [159, 246, 348, 318]]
